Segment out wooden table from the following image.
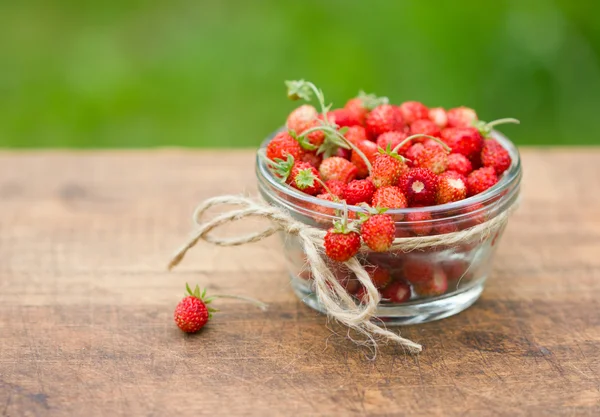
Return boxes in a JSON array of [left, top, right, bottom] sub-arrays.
[[1, 149, 599, 416]]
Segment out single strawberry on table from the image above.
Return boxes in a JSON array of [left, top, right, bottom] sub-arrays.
[[174, 284, 217, 333]]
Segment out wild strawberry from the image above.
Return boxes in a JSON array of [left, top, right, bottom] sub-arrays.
[[442, 258, 471, 282], [287, 104, 318, 136], [329, 108, 360, 127], [324, 225, 361, 262], [343, 179, 376, 205], [433, 220, 459, 235], [311, 193, 337, 221], [414, 268, 448, 297], [436, 172, 467, 204], [402, 258, 434, 284], [398, 168, 439, 206], [304, 119, 326, 147], [481, 139, 511, 175], [301, 151, 322, 169], [351, 139, 378, 178], [266, 131, 304, 161], [372, 186, 408, 210], [428, 107, 448, 128], [405, 142, 425, 163], [412, 147, 448, 174], [344, 125, 368, 145], [345, 91, 389, 126], [371, 153, 409, 188], [360, 213, 396, 252], [467, 167, 498, 196], [354, 285, 381, 304], [399, 101, 429, 124], [324, 179, 346, 198], [405, 210, 433, 236], [335, 147, 351, 160], [381, 281, 411, 303], [446, 153, 473, 176], [319, 156, 358, 183], [377, 131, 410, 154], [365, 265, 392, 289], [446, 106, 478, 128], [174, 284, 216, 333], [463, 202, 487, 227], [441, 127, 484, 160], [365, 104, 406, 139], [410, 119, 441, 138], [288, 161, 322, 195]]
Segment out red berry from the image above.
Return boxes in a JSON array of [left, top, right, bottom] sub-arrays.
[[324, 229, 361, 262], [174, 285, 213, 333], [372, 186, 408, 210], [405, 143, 425, 163], [365, 265, 392, 289], [287, 104, 318, 136], [329, 108, 361, 127], [442, 259, 471, 282], [371, 153, 409, 188], [433, 220, 459, 235], [446, 153, 473, 176], [266, 131, 304, 161], [440, 170, 468, 186], [441, 127, 484, 161], [481, 139, 511, 175], [436, 172, 467, 204], [361, 214, 396, 252], [410, 119, 441, 138], [289, 161, 322, 196], [428, 107, 448, 128], [463, 202, 487, 227], [467, 167, 498, 196], [343, 179, 376, 205], [355, 285, 381, 304], [335, 147, 351, 160], [447, 106, 478, 128], [351, 139, 378, 178], [319, 157, 358, 183], [365, 104, 406, 139], [344, 97, 369, 126], [376, 131, 410, 154], [412, 147, 448, 174], [324, 179, 346, 198], [381, 281, 411, 303], [398, 168, 439, 206], [301, 151, 322, 169], [344, 125, 368, 145], [414, 267, 448, 297], [402, 258, 434, 284], [405, 210, 433, 236], [399, 101, 429, 124]]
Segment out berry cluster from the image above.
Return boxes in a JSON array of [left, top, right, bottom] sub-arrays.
[[263, 80, 518, 267]]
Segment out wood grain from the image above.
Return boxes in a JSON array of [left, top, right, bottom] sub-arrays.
[[0, 149, 599, 417]]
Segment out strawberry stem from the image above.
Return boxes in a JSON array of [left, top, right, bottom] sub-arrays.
[[210, 294, 269, 311], [485, 118, 520, 129]]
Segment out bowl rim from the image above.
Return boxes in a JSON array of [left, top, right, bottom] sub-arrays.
[[256, 129, 522, 215]]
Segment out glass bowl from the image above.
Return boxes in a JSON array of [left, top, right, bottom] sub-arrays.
[[256, 131, 521, 325]]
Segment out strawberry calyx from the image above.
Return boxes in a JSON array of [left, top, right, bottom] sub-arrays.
[[288, 129, 317, 151], [262, 152, 296, 183], [473, 118, 520, 138], [294, 167, 319, 190], [356, 203, 389, 224], [185, 283, 218, 318]]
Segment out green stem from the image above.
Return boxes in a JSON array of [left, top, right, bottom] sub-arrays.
[[485, 118, 520, 129], [306, 82, 330, 123], [211, 294, 269, 311]]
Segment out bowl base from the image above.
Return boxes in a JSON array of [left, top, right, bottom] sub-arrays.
[[291, 278, 484, 325]]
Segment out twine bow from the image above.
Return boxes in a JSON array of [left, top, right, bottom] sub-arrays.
[[168, 195, 512, 354]]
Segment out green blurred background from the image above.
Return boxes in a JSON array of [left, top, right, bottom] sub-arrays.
[[1, 0, 599, 148]]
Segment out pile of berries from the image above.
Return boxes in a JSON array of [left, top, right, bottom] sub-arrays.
[[263, 80, 517, 262]]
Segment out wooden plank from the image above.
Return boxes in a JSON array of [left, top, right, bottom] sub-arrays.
[[0, 149, 599, 416]]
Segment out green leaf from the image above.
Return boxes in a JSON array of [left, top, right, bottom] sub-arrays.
[[285, 80, 313, 101], [358, 91, 389, 110], [185, 283, 193, 296], [201, 288, 207, 298], [338, 126, 349, 135], [194, 285, 201, 298]]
